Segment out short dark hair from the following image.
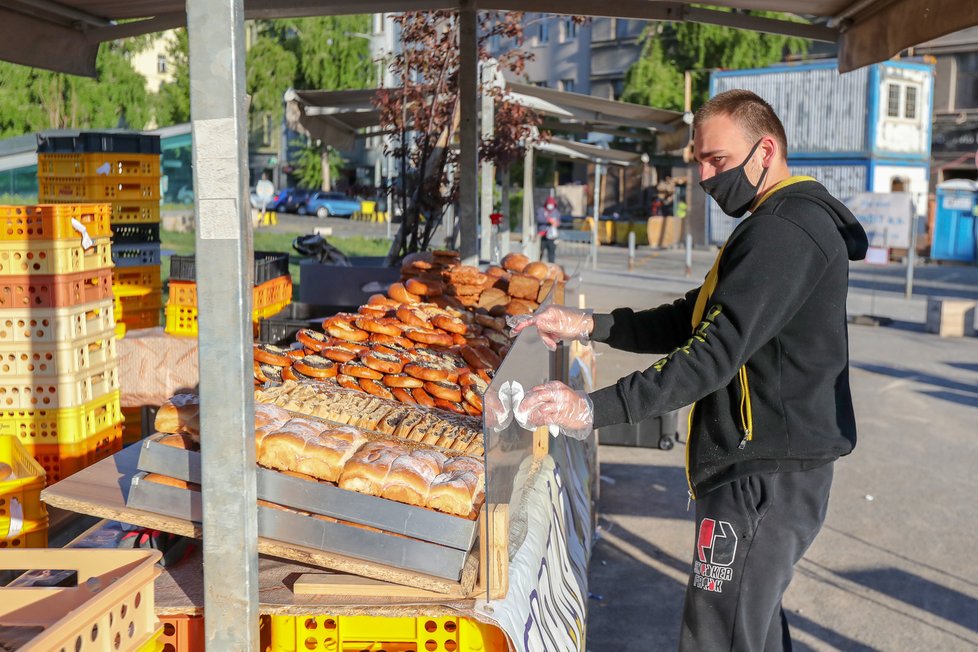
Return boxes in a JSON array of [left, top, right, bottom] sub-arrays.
[[693, 89, 788, 159]]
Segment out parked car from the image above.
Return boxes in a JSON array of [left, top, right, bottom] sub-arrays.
[[303, 191, 362, 218], [270, 187, 311, 213]]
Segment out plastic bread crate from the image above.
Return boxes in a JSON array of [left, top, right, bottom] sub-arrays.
[[0, 435, 48, 546], [166, 275, 292, 311], [257, 303, 333, 345], [112, 200, 160, 224], [38, 152, 161, 179], [157, 613, 204, 652], [112, 243, 161, 268], [118, 289, 163, 314], [169, 251, 290, 284], [0, 267, 113, 309], [0, 327, 117, 378], [0, 299, 115, 345], [265, 614, 509, 652], [0, 548, 162, 652], [39, 176, 161, 203], [37, 131, 162, 154], [29, 420, 122, 483], [136, 628, 165, 652], [0, 358, 120, 410], [253, 298, 292, 322], [164, 304, 197, 338], [113, 264, 162, 290], [0, 388, 122, 447], [0, 203, 113, 241], [166, 280, 196, 308], [0, 236, 112, 276], [112, 222, 161, 245], [118, 308, 161, 332]]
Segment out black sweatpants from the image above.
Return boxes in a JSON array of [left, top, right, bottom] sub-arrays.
[[679, 463, 834, 651], [540, 237, 556, 263]]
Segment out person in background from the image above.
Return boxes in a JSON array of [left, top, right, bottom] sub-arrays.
[[537, 196, 561, 263]]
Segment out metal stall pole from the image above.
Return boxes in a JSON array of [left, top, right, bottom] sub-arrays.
[[591, 161, 603, 270], [186, 0, 259, 647], [522, 145, 535, 259], [458, 0, 479, 263], [480, 59, 497, 262]]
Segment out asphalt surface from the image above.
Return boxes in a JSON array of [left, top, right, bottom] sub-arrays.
[[242, 214, 978, 649]]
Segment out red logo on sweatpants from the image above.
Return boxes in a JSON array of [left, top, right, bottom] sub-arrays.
[[696, 518, 738, 567]]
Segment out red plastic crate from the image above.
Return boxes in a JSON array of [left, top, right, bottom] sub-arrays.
[[158, 614, 204, 652], [0, 267, 113, 309]]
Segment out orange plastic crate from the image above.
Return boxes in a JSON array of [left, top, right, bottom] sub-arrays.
[[118, 289, 163, 313], [0, 548, 162, 651], [28, 421, 122, 483], [0, 327, 116, 378], [119, 308, 162, 332], [38, 152, 161, 179], [0, 358, 119, 410], [0, 389, 122, 447], [166, 280, 197, 308], [0, 435, 48, 546], [166, 275, 292, 310], [0, 267, 113, 309], [0, 299, 115, 345], [112, 200, 161, 224], [0, 236, 112, 276], [122, 406, 143, 445], [113, 264, 162, 290], [0, 203, 113, 241], [38, 175, 161, 202], [158, 614, 205, 652]]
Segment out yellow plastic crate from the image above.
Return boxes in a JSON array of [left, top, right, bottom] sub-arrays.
[[0, 299, 115, 345], [117, 289, 163, 314], [39, 176, 161, 203], [0, 549, 162, 652], [38, 152, 161, 179], [0, 358, 120, 410], [29, 421, 122, 484], [0, 236, 112, 276], [0, 326, 116, 378], [0, 389, 122, 447], [0, 435, 48, 545], [135, 628, 165, 652], [113, 264, 162, 291], [166, 301, 290, 338], [112, 200, 161, 224], [266, 614, 509, 652]]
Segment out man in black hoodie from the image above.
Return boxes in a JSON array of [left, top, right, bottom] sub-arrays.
[[515, 89, 868, 651]]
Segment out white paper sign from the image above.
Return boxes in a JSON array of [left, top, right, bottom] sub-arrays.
[[845, 192, 913, 249], [864, 246, 889, 266]]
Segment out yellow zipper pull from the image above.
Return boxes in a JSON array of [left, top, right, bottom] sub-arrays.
[[738, 429, 751, 450], [687, 491, 693, 511]]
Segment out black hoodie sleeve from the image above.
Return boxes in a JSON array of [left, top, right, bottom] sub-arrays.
[[588, 214, 832, 428], [590, 287, 700, 354]]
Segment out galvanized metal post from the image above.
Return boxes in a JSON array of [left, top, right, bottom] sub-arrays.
[[186, 0, 259, 647], [522, 145, 535, 258], [905, 196, 918, 299], [458, 0, 479, 262], [592, 162, 603, 270], [480, 59, 497, 262]]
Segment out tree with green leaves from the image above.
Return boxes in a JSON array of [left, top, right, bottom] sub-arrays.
[[623, 13, 809, 111], [245, 33, 298, 155], [155, 29, 190, 126]]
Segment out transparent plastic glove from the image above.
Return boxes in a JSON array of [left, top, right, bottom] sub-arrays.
[[507, 305, 594, 351], [515, 380, 594, 441]]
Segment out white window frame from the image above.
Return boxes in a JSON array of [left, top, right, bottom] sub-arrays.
[[884, 81, 922, 123]]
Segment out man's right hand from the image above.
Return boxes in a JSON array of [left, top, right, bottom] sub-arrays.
[[509, 305, 594, 350]]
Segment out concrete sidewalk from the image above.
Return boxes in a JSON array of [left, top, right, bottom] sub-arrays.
[[578, 248, 978, 651]]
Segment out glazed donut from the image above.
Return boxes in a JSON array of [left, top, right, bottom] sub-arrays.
[[323, 317, 370, 343], [368, 294, 401, 309], [336, 374, 362, 391], [320, 346, 359, 363], [411, 387, 437, 407], [396, 305, 432, 329], [369, 332, 415, 349], [432, 313, 467, 335], [403, 361, 452, 382], [463, 386, 484, 412], [281, 366, 299, 382], [286, 346, 306, 360], [388, 282, 421, 304], [391, 387, 417, 404], [433, 398, 467, 415], [254, 344, 292, 367], [355, 317, 404, 336], [424, 380, 463, 403], [254, 360, 268, 384], [382, 373, 424, 389], [360, 377, 395, 400], [296, 328, 329, 352], [259, 363, 283, 383], [293, 355, 338, 379], [405, 277, 444, 297], [339, 360, 384, 380], [403, 327, 453, 348], [360, 350, 404, 375], [357, 305, 389, 319]]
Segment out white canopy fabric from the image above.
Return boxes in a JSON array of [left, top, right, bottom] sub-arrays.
[[2, 0, 977, 77]]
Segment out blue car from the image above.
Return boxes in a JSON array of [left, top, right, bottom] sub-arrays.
[[303, 191, 362, 218], [270, 187, 311, 213]]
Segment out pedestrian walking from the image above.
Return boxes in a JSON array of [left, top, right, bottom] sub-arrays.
[[514, 89, 869, 651], [537, 196, 561, 263]]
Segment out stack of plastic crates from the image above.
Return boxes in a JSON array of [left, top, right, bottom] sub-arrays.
[[165, 251, 292, 338], [0, 203, 124, 484], [0, 435, 48, 548], [36, 132, 163, 335]]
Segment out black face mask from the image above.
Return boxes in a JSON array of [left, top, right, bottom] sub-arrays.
[[700, 140, 769, 218]]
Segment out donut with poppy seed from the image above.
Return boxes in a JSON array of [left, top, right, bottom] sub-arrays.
[[403, 327, 453, 348], [411, 387, 437, 407], [282, 366, 299, 382], [296, 328, 329, 352], [396, 305, 432, 329], [336, 374, 361, 391], [433, 398, 468, 415], [432, 313, 467, 335], [360, 377, 395, 400], [323, 317, 370, 343], [320, 346, 359, 363], [403, 361, 452, 382], [293, 355, 338, 379], [382, 373, 424, 389], [369, 332, 415, 349], [339, 360, 384, 380], [254, 344, 292, 366], [355, 317, 404, 336], [391, 387, 417, 404], [360, 350, 404, 374], [424, 380, 463, 403]]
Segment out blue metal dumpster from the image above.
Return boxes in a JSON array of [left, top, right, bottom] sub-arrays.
[[932, 180, 978, 262]]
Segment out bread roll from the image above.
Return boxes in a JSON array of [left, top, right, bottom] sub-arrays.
[[294, 427, 369, 482], [507, 273, 541, 301], [523, 261, 549, 280], [381, 450, 446, 506], [338, 441, 403, 496], [427, 470, 479, 517], [143, 473, 200, 491], [155, 394, 200, 437], [501, 252, 530, 273]]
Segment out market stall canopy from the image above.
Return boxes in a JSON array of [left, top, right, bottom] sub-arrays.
[[536, 137, 643, 166], [285, 84, 681, 151], [2, 0, 977, 77]]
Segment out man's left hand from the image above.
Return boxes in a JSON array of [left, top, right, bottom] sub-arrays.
[[516, 380, 594, 441]]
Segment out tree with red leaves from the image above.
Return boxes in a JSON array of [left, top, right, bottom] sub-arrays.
[[373, 11, 546, 263]]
